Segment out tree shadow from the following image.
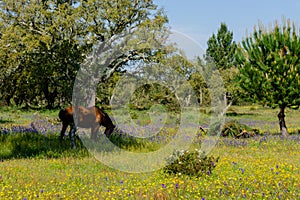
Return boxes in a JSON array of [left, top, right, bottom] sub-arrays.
[[79, 131, 147, 153], [226, 111, 256, 117], [0, 118, 14, 124], [0, 133, 89, 160]]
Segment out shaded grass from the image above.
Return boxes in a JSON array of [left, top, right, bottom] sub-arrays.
[[0, 133, 89, 159], [226, 105, 300, 134]]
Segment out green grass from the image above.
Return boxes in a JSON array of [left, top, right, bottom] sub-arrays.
[[0, 106, 299, 199], [0, 133, 89, 159], [0, 137, 299, 199], [226, 105, 300, 134], [0, 106, 59, 126]]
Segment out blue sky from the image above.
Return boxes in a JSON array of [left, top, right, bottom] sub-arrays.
[[154, 0, 300, 50]]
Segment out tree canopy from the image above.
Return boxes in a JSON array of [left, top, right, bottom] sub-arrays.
[[205, 23, 238, 105], [206, 23, 237, 70], [236, 19, 300, 136], [0, 0, 168, 108]]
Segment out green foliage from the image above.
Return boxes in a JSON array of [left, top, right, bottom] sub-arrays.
[[0, 0, 85, 108], [188, 58, 211, 106], [236, 19, 300, 135], [129, 83, 180, 112], [236, 19, 300, 109], [97, 71, 123, 108], [205, 23, 238, 104], [0, 0, 169, 108], [206, 23, 237, 70], [163, 149, 219, 177]]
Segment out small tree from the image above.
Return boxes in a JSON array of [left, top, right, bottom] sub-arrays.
[[236, 19, 300, 136], [206, 23, 237, 70]]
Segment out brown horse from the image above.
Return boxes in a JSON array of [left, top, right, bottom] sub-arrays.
[[59, 106, 115, 141]]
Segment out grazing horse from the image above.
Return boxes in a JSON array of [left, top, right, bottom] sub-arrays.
[[58, 106, 115, 142]]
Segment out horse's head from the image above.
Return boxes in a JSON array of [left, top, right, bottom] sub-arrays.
[[104, 124, 115, 137]]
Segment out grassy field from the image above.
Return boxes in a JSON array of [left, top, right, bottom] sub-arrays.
[[0, 106, 300, 199]]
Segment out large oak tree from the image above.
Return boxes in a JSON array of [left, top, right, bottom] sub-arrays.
[[0, 0, 168, 108]]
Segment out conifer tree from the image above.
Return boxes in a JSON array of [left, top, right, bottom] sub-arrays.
[[236, 19, 300, 136]]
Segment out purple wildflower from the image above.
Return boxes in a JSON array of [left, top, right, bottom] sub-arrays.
[[239, 168, 245, 174], [207, 170, 211, 176]]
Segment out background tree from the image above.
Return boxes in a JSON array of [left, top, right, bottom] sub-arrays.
[[0, 0, 168, 108], [205, 23, 238, 105], [120, 54, 195, 112], [236, 19, 300, 136], [188, 58, 210, 106], [0, 0, 85, 108], [206, 23, 237, 70]]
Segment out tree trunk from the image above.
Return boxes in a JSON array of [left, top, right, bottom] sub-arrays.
[[277, 106, 288, 137], [224, 93, 227, 107], [185, 94, 191, 106], [199, 88, 203, 106]]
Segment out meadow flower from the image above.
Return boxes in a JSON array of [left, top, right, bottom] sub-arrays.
[[239, 168, 245, 174], [1, 110, 299, 200]]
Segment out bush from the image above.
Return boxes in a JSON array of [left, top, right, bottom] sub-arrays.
[[221, 120, 259, 138], [163, 149, 219, 177], [205, 120, 259, 138]]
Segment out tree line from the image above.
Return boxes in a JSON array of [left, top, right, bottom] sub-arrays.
[[0, 1, 299, 136]]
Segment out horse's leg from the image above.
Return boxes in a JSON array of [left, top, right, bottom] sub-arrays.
[[60, 122, 68, 141], [91, 125, 99, 141], [69, 124, 77, 149]]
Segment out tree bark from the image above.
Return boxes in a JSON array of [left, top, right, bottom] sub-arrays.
[[224, 93, 227, 107], [277, 106, 288, 137], [199, 88, 203, 106]]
